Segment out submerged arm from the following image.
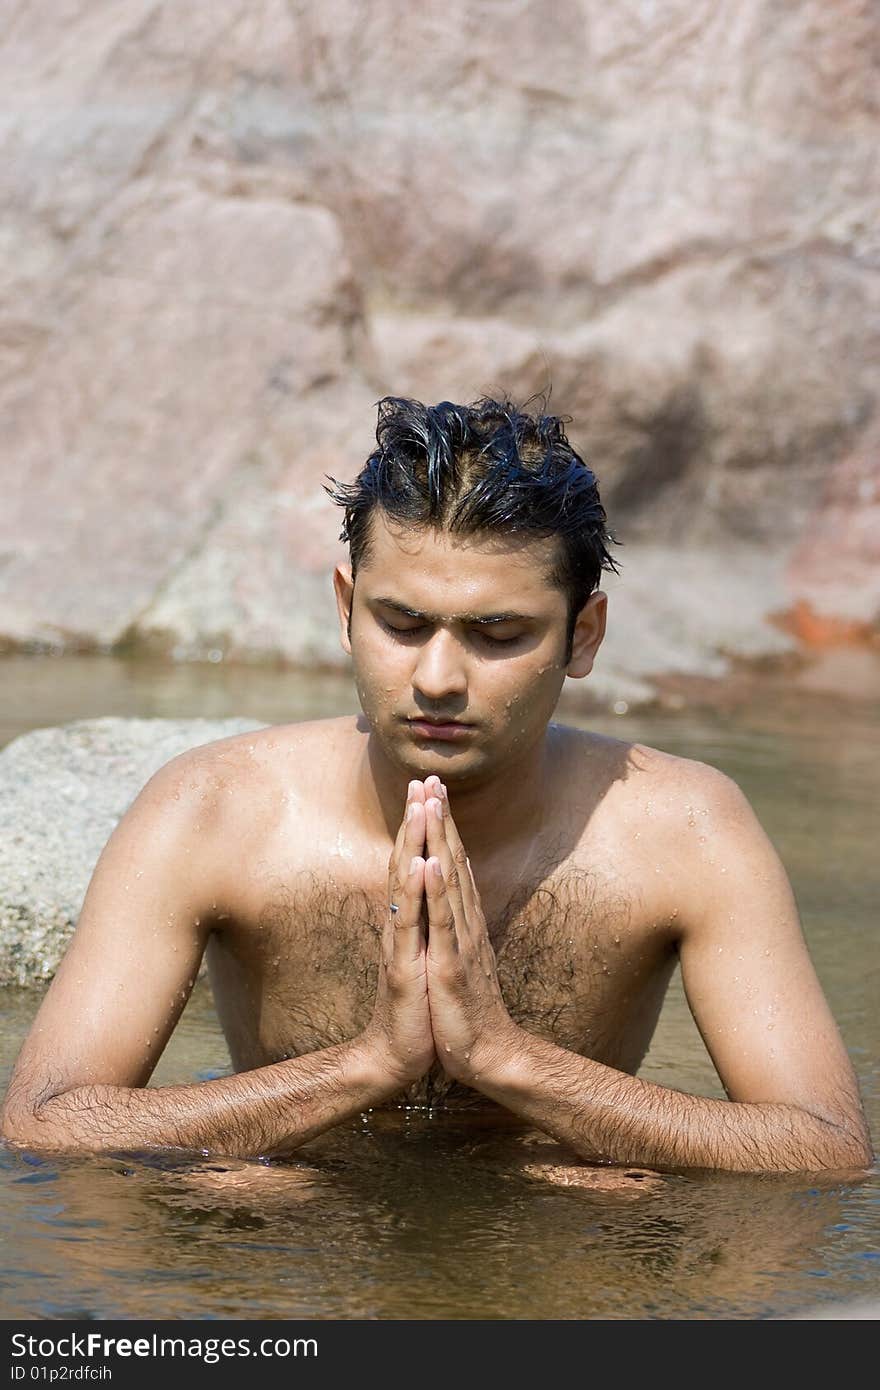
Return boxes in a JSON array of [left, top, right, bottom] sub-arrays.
[[470, 1035, 870, 1174], [1, 753, 429, 1159], [3, 1044, 397, 1159], [425, 774, 873, 1174]]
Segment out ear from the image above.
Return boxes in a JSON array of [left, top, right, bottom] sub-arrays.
[[566, 590, 607, 679], [333, 563, 355, 655]]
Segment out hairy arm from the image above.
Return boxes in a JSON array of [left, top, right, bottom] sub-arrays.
[[473, 1038, 870, 1175], [434, 767, 873, 1174], [1, 748, 403, 1159]]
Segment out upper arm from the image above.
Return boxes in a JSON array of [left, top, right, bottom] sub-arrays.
[[3, 748, 226, 1123], [674, 763, 869, 1143]]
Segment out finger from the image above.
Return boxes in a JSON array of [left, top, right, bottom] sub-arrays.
[[425, 797, 469, 944], [424, 854, 458, 958], [388, 794, 425, 953], [388, 806, 425, 908], [400, 797, 426, 871], [391, 854, 426, 963], [435, 783, 477, 919], [392, 780, 423, 861], [390, 789, 426, 899]]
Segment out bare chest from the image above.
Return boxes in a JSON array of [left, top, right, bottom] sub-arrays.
[[207, 859, 678, 1107]]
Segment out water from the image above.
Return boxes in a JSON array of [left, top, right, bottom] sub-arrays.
[[0, 654, 878, 1320]]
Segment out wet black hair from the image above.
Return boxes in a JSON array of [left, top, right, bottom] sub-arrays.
[[324, 394, 620, 661]]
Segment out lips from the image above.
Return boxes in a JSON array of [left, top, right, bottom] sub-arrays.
[[406, 718, 474, 742]]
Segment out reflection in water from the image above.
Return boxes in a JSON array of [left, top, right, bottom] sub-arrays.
[[1, 655, 878, 1319], [0, 1132, 869, 1320]]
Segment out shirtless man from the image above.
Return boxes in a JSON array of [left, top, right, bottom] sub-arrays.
[[2, 396, 872, 1174]]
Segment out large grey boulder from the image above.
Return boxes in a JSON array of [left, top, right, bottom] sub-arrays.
[[0, 716, 266, 988]]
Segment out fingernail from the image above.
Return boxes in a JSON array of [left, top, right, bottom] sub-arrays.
[[406, 803, 415, 821], [431, 859, 443, 878], [432, 799, 443, 820], [410, 856, 420, 874]]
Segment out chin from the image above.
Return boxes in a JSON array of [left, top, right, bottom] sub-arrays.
[[374, 722, 482, 774]]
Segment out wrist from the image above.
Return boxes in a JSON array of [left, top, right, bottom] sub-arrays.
[[468, 1019, 529, 1091], [350, 1029, 420, 1097]]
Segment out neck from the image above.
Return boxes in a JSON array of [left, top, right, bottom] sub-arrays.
[[360, 726, 557, 861]]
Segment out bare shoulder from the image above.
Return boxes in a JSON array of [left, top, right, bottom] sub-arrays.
[[628, 738, 753, 819], [150, 714, 362, 805], [553, 721, 748, 819], [550, 722, 764, 883], [119, 714, 364, 910]]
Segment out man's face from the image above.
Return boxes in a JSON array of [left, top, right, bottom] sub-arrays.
[[334, 511, 590, 785]]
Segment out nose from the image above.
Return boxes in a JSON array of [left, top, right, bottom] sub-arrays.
[[412, 628, 468, 705]]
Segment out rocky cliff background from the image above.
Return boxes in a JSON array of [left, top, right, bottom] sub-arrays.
[[2, 0, 878, 706]]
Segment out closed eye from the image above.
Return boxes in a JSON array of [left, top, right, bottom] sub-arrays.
[[377, 618, 427, 639], [377, 617, 524, 648], [473, 630, 525, 647]]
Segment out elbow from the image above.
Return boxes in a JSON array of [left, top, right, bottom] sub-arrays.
[[1, 1086, 78, 1154], [837, 1132, 875, 1173], [0, 1097, 43, 1150], [817, 1119, 875, 1176]]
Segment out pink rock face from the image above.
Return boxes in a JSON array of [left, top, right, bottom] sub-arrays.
[[0, 187, 362, 650], [1, 0, 878, 690], [783, 424, 880, 635]]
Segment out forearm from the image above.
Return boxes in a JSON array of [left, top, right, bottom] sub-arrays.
[[474, 1029, 872, 1174], [2, 1036, 403, 1159]]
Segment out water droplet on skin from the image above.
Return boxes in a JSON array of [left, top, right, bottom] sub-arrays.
[[767, 1024, 775, 1031], [444, 1045, 451, 1053], [464, 1052, 470, 1061]]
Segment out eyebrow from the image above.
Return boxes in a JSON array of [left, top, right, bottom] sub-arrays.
[[372, 597, 533, 626]]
